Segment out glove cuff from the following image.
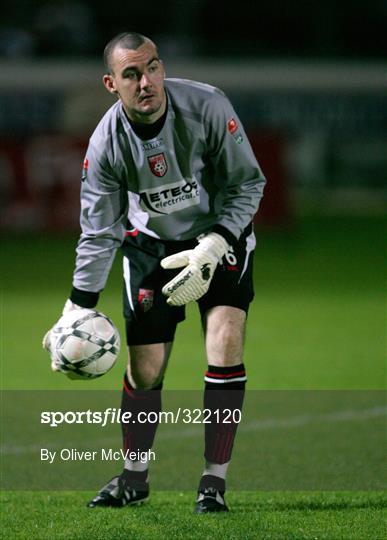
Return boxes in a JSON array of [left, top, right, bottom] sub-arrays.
[[212, 225, 238, 248], [198, 232, 229, 261], [70, 286, 99, 308]]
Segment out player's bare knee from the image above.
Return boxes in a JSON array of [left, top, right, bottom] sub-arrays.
[[204, 306, 246, 366], [126, 343, 170, 389], [126, 355, 162, 388]]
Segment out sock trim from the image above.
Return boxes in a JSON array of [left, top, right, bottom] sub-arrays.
[[205, 364, 246, 384], [205, 371, 245, 379], [206, 364, 245, 374], [123, 375, 135, 397], [204, 376, 246, 384], [122, 372, 163, 395]]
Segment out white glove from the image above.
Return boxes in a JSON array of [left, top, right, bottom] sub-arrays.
[[161, 232, 229, 306], [42, 299, 84, 373]]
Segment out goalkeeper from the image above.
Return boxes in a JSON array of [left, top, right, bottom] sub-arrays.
[[44, 31, 266, 513]]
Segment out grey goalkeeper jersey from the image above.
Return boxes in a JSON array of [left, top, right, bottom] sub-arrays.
[[73, 78, 266, 293]]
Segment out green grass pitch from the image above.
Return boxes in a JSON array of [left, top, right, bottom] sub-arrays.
[[1, 216, 386, 538], [1, 492, 386, 540]]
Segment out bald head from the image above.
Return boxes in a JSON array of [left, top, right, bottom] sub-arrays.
[[103, 32, 158, 74], [102, 32, 166, 124]]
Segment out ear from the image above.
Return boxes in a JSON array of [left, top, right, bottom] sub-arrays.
[[159, 59, 166, 78], [103, 74, 118, 95]]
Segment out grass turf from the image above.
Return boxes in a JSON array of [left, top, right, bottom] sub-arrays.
[[1, 491, 386, 540], [1, 216, 386, 538], [1, 216, 385, 390]]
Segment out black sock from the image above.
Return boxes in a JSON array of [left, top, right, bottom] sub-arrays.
[[203, 363, 246, 464], [121, 372, 162, 455]]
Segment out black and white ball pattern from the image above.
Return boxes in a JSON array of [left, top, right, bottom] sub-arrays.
[[50, 309, 120, 379]]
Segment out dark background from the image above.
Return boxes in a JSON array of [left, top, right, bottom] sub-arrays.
[[1, 0, 386, 60], [1, 0, 386, 232], [0, 2, 385, 392]]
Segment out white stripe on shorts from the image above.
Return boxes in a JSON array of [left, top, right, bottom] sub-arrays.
[[123, 257, 135, 312], [238, 229, 256, 283]]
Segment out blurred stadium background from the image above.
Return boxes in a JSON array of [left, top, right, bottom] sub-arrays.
[[0, 0, 386, 390], [1, 4, 386, 538]]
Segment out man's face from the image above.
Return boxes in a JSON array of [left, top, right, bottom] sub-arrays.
[[103, 40, 166, 124]]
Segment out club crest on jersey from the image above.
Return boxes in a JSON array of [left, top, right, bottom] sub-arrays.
[[138, 288, 154, 312], [148, 153, 168, 177]]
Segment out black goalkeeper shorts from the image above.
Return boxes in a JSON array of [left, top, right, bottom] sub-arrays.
[[121, 225, 255, 345]]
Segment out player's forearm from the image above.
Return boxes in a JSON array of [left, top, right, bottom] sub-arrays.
[[215, 171, 266, 242], [71, 216, 126, 310], [72, 234, 122, 298], [72, 175, 128, 304]]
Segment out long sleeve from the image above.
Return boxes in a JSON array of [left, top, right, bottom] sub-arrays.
[[71, 140, 128, 300], [204, 90, 266, 243]]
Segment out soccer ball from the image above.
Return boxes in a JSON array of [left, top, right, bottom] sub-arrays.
[[47, 309, 120, 379]]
